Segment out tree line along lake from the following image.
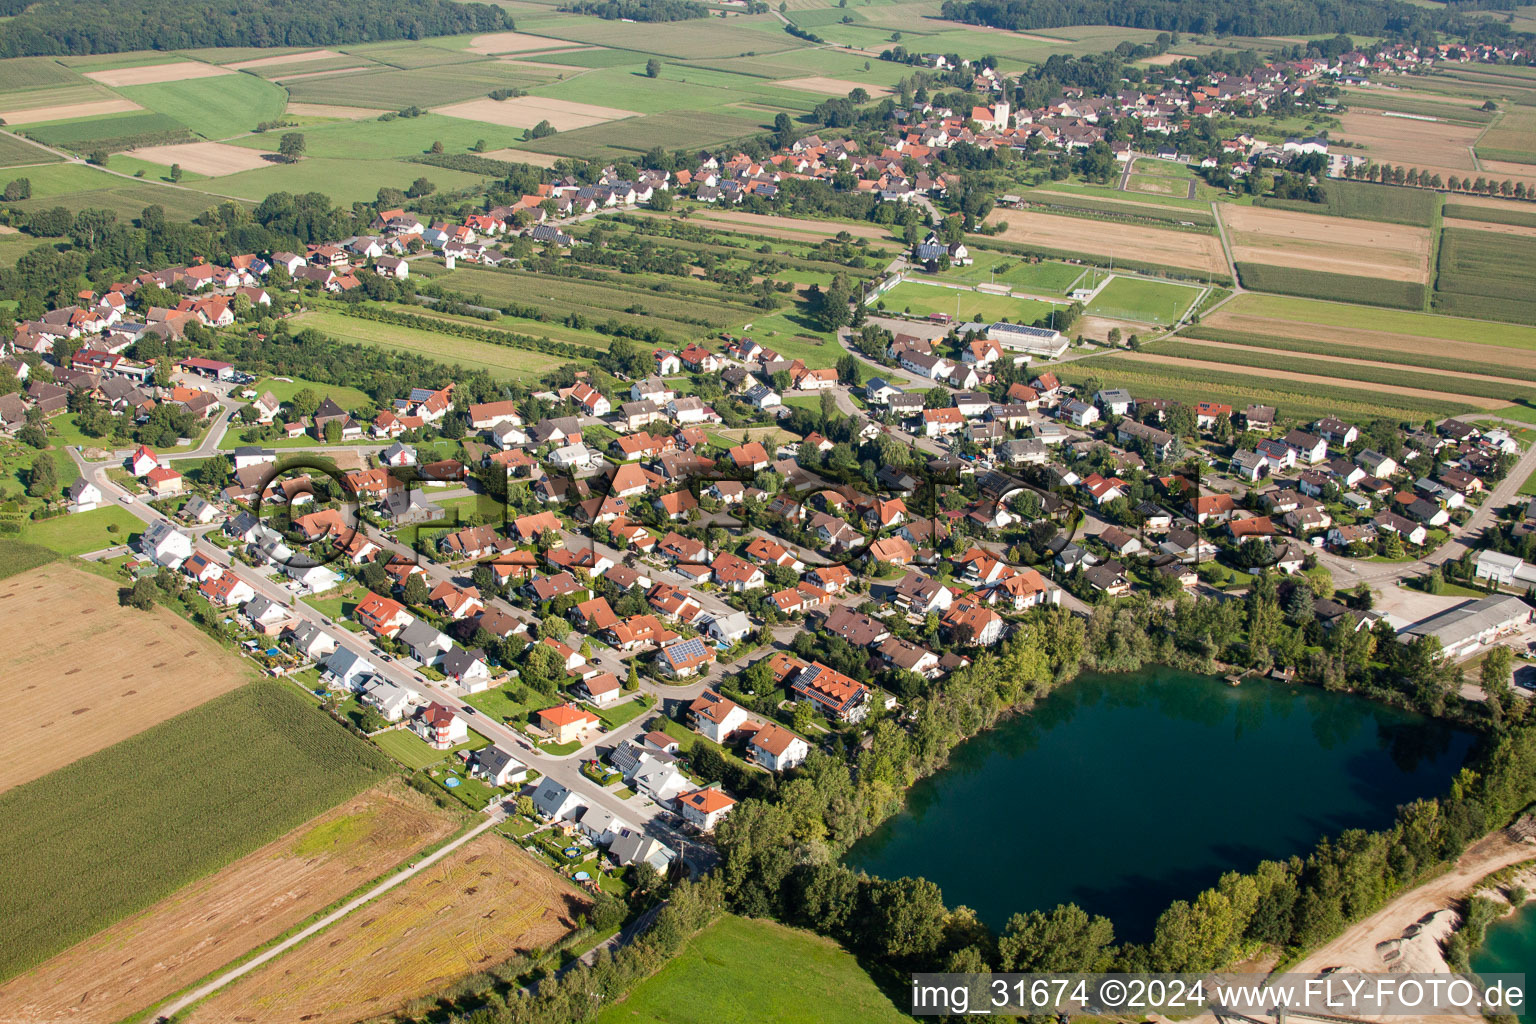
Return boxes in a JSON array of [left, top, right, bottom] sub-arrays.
[[845, 666, 1478, 941]]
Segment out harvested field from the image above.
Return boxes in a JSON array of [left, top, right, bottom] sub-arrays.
[[1137, 52, 1185, 65], [225, 49, 341, 70], [775, 76, 893, 96], [270, 66, 372, 82], [183, 834, 588, 1024], [1200, 310, 1536, 371], [1338, 110, 1480, 171], [434, 95, 638, 131], [83, 62, 231, 87], [1443, 216, 1536, 239], [478, 146, 565, 168], [0, 98, 140, 125], [675, 207, 897, 242], [122, 140, 272, 176], [0, 561, 252, 794], [980, 207, 1227, 275], [1220, 204, 1430, 283], [1121, 351, 1508, 408], [283, 102, 388, 119], [466, 31, 569, 55], [0, 784, 456, 1024], [1480, 158, 1536, 178], [1160, 336, 1536, 392]]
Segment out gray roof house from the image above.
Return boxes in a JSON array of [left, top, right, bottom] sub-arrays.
[[531, 777, 586, 821], [608, 826, 676, 872]]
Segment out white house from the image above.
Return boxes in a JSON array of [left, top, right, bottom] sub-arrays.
[[750, 723, 810, 772], [678, 785, 736, 831], [139, 520, 194, 569], [360, 677, 414, 721], [66, 477, 102, 513], [531, 777, 587, 821]]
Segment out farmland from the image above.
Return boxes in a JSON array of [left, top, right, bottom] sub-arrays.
[[979, 207, 1228, 277], [0, 681, 390, 982], [0, 783, 457, 1024], [1052, 353, 1476, 423], [183, 833, 589, 1024], [1234, 263, 1427, 310], [1220, 204, 1431, 284], [1251, 178, 1439, 227], [1177, 325, 1536, 383], [1432, 226, 1536, 325], [0, 561, 256, 793], [1475, 109, 1536, 166], [292, 309, 585, 382], [1215, 292, 1536, 351], [595, 915, 910, 1024]]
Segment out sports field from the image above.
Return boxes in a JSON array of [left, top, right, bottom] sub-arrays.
[[184, 833, 589, 1024], [0, 783, 457, 1024], [0, 681, 390, 982], [877, 280, 1062, 324], [595, 915, 908, 1024], [0, 561, 256, 793], [1085, 276, 1202, 325]]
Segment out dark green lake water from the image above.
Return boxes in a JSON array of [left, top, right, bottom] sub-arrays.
[[845, 666, 1477, 941], [1472, 907, 1535, 1024]]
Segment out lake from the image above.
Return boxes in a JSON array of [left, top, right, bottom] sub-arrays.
[[1472, 906, 1535, 1024], [845, 666, 1477, 941]]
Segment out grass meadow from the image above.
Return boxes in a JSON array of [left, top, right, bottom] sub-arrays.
[[0, 681, 390, 981], [595, 915, 909, 1024]]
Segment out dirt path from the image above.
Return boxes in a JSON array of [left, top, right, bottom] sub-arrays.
[[1164, 336, 1536, 388], [1288, 827, 1536, 977], [1120, 351, 1510, 408]]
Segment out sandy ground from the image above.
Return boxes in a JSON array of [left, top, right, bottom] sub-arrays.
[[478, 147, 565, 168], [1078, 314, 1148, 343], [283, 101, 388, 119], [1201, 310, 1536, 370], [776, 76, 894, 96], [466, 31, 569, 55], [122, 140, 273, 176], [83, 61, 232, 87], [183, 834, 589, 1024], [224, 49, 340, 70], [1339, 110, 1482, 172], [1442, 215, 1536, 238], [1122, 351, 1509, 408], [1443, 192, 1536, 212], [1220, 204, 1431, 283], [1289, 826, 1536, 977], [434, 95, 638, 131], [982, 207, 1229, 275], [0, 562, 251, 793], [1137, 52, 1186, 65], [0, 785, 456, 1024], [0, 97, 140, 124], [1167, 335, 1534, 389]]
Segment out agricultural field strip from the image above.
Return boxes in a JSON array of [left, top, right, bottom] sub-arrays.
[[1178, 324, 1536, 381], [1147, 338, 1536, 400], [1121, 351, 1509, 409], [1219, 292, 1536, 350], [0, 784, 457, 1024]]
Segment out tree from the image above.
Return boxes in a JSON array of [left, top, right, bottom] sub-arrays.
[[406, 176, 435, 198], [278, 132, 306, 162], [1481, 644, 1513, 705], [646, 58, 661, 78], [124, 577, 158, 611], [430, 139, 444, 154], [625, 660, 640, 691], [528, 119, 556, 140], [26, 450, 56, 498], [87, 150, 107, 166], [169, 163, 182, 182], [402, 572, 430, 608]]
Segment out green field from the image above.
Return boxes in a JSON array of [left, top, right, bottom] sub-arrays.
[[0, 56, 87, 92], [1056, 353, 1473, 422], [877, 280, 1062, 323], [283, 63, 549, 109], [17, 505, 145, 555], [596, 915, 908, 1024], [25, 111, 189, 150], [0, 132, 60, 167], [1433, 226, 1536, 325], [1341, 87, 1497, 125], [235, 111, 524, 161], [519, 13, 808, 58], [1224, 293, 1536, 350], [373, 725, 489, 770], [0, 681, 390, 981], [116, 73, 287, 139], [1235, 262, 1427, 310], [516, 109, 768, 159], [1086, 276, 1202, 324], [204, 156, 491, 205], [1443, 203, 1536, 229], [931, 252, 1086, 294], [294, 309, 585, 382], [1251, 178, 1440, 227], [1475, 110, 1536, 165], [1146, 339, 1536, 403], [1178, 324, 1536, 382]]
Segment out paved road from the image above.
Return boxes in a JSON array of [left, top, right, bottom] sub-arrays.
[[152, 811, 506, 1020]]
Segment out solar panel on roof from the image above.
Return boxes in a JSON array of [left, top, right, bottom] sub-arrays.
[[667, 637, 709, 663]]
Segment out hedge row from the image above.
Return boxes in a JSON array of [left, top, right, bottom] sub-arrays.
[[1234, 262, 1426, 310]]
